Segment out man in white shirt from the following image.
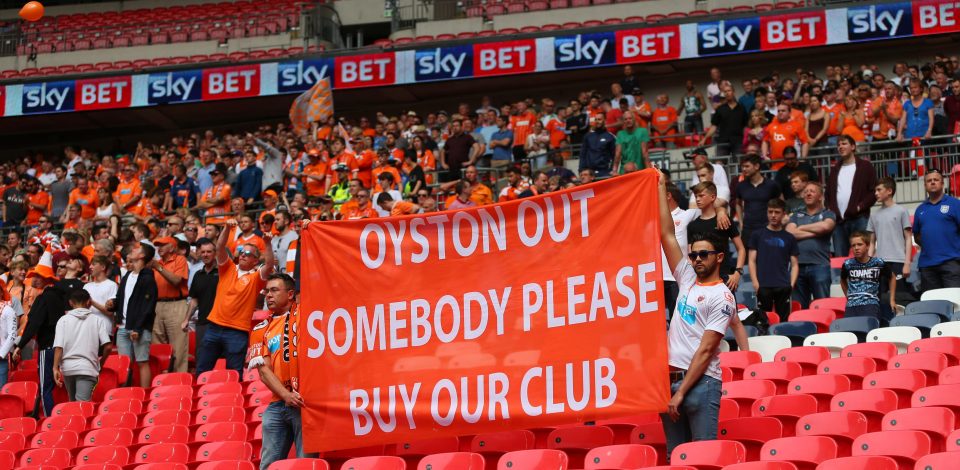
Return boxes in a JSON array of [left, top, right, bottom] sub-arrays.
[[688, 148, 730, 203], [657, 168, 743, 462], [662, 183, 700, 318]]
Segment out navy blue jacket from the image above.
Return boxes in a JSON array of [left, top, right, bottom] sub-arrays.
[[579, 129, 616, 173], [237, 166, 264, 202]]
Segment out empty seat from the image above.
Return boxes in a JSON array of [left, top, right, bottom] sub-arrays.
[[417, 452, 484, 469], [744, 362, 803, 394], [134, 442, 191, 464], [194, 422, 248, 442], [596, 414, 659, 444], [91, 412, 137, 429], [671, 440, 746, 468], [75, 445, 129, 466], [630, 423, 667, 465], [819, 356, 877, 389], [0, 417, 36, 434], [830, 389, 898, 431], [811, 297, 847, 313], [722, 462, 798, 470], [905, 300, 955, 321], [787, 374, 851, 412], [832, 317, 880, 342], [862, 369, 926, 406], [851, 430, 930, 469], [912, 383, 960, 413], [890, 314, 940, 337], [52, 400, 95, 417], [868, 327, 922, 353], [921, 288, 960, 308], [749, 336, 793, 362], [497, 449, 568, 469], [546, 426, 614, 467], [717, 417, 782, 460], [137, 424, 190, 445], [30, 429, 78, 449], [932, 321, 960, 338], [882, 406, 954, 452], [751, 394, 818, 437], [769, 322, 818, 347], [814, 455, 898, 470], [153, 372, 192, 387], [840, 342, 897, 369], [81, 427, 134, 447], [720, 351, 761, 380], [908, 337, 960, 365], [1, 382, 38, 415], [195, 441, 253, 462], [775, 346, 831, 375], [39, 415, 86, 433], [471, 430, 536, 464], [796, 411, 868, 457], [760, 436, 837, 468], [888, 351, 948, 384], [723, 380, 777, 417], [804, 333, 857, 358], [790, 310, 836, 334], [939, 365, 960, 384], [583, 444, 656, 469], [19, 447, 71, 467], [267, 458, 331, 469], [198, 370, 239, 385]]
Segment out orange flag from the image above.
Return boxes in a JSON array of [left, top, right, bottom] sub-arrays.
[[290, 77, 333, 136]]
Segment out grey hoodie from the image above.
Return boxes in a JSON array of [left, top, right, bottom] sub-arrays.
[[53, 308, 111, 377]]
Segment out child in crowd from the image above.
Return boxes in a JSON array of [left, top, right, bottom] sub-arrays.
[[52, 289, 113, 402], [841, 230, 896, 323], [0, 300, 17, 388]]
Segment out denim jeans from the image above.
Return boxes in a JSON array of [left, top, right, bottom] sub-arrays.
[[832, 215, 869, 258], [195, 323, 249, 377], [0, 357, 8, 389], [794, 264, 832, 309], [661, 375, 721, 463], [260, 400, 318, 470]]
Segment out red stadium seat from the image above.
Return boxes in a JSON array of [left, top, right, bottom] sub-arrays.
[[0, 417, 36, 434], [752, 394, 818, 436], [2, 382, 38, 415], [393, 436, 459, 466], [546, 426, 614, 467], [75, 445, 130, 466], [148, 397, 193, 412], [862, 369, 926, 406], [194, 422, 248, 443], [790, 310, 836, 334], [720, 351, 762, 381], [19, 447, 71, 467], [0, 450, 11, 470], [197, 382, 243, 398], [631, 422, 667, 464], [196, 461, 256, 470], [194, 406, 246, 425], [266, 459, 331, 470], [760, 436, 837, 468], [819, 356, 877, 389], [137, 424, 190, 445], [723, 463, 798, 470], [743, 362, 803, 394], [717, 417, 782, 460], [99, 397, 143, 414], [154, 372, 192, 387], [724, 380, 777, 417], [940, 365, 960, 384], [720, 399, 740, 422], [199, 393, 244, 409], [417, 452, 484, 469], [882, 406, 954, 452], [814, 455, 898, 470], [151, 385, 193, 401], [105, 386, 146, 401], [830, 389, 898, 432], [624, 15, 644, 23], [134, 442, 191, 464], [596, 414, 659, 444], [91, 412, 137, 429], [343, 455, 407, 469], [888, 351, 948, 384], [646, 13, 666, 22], [796, 410, 868, 457], [851, 430, 930, 469], [195, 441, 253, 462], [471, 429, 536, 464], [775, 346, 831, 375], [787, 374, 851, 412], [39, 414, 86, 433], [911, 383, 960, 413], [142, 410, 191, 428], [841, 343, 896, 370], [582, 444, 655, 469], [811, 297, 846, 313], [30, 429, 78, 449], [672, 440, 746, 469], [81, 427, 134, 447], [245, 391, 272, 408], [909, 337, 960, 365], [0, 431, 25, 453]]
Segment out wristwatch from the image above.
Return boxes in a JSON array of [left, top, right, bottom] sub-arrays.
[[734, 268, 743, 275]]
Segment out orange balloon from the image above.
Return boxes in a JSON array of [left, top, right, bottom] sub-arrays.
[[19, 1, 44, 22]]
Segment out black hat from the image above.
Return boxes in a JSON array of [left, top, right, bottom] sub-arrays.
[[690, 147, 709, 157], [211, 162, 228, 175]]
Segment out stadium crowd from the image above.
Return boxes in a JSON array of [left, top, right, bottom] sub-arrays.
[[2, 56, 960, 467]]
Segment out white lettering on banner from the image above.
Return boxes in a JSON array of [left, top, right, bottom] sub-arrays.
[[479, 45, 532, 71], [919, 3, 959, 29], [766, 17, 821, 43], [849, 6, 903, 36], [557, 36, 609, 65], [418, 50, 466, 76], [208, 70, 257, 94], [281, 62, 329, 87], [360, 190, 593, 269], [80, 81, 127, 105], [621, 32, 675, 58], [151, 74, 196, 100], [350, 360, 614, 435], [342, 59, 391, 83], [25, 83, 68, 110], [702, 22, 752, 50]]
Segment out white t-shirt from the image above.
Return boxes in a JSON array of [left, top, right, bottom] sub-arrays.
[[84, 279, 118, 337], [121, 272, 138, 330], [662, 207, 701, 282], [690, 163, 731, 203], [0, 303, 18, 358], [668, 258, 737, 380], [836, 163, 856, 218]]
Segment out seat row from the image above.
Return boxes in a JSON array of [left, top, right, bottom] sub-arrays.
[[460, 0, 798, 21]]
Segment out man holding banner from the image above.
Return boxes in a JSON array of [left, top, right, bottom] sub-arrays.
[[657, 169, 740, 460]]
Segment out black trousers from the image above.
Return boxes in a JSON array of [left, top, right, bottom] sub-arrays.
[[757, 286, 792, 322], [920, 259, 960, 292]]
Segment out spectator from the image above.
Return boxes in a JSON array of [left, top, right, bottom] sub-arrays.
[[944, 79, 960, 132], [47, 165, 72, 220], [806, 96, 829, 148], [402, 153, 426, 198], [784, 171, 810, 214], [688, 182, 743, 291], [651, 93, 679, 146], [614, 112, 650, 173], [691, 164, 728, 207], [682, 80, 706, 134], [151, 237, 189, 373], [631, 89, 652, 129], [341, 189, 379, 220], [738, 79, 756, 112], [113, 244, 158, 388], [254, 134, 285, 192], [735, 154, 781, 251], [271, 211, 298, 274], [197, 163, 231, 225], [661, 183, 701, 316], [489, 115, 514, 165], [197, 218, 274, 376], [2, 177, 27, 227], [748, 199, 799, 321], [706, 67, 728, 113], [899, 80, 934, 141], [248, 273, 316, 469], [867, 177, 914, 302], [742, 110, 767, 151], [184, 239, 218, 352], [371, 149, 401, 194], [826, 135, 877, 257], [762, 102, 809, 168], [565, 100, 589, 145], [83, 255, 118, 335], [377, 192, 419, 216], [510, 101, 538, 161], [52, 289, 112, 402], [913, 169, 960, 290], [0, 298, 15, 388], [704, 85, 748, 156], [841, 231, 896, 323], [23, 178, 50, 227], [689, 148, 730, 205], [447, 181, 476, 211], [787, 182, 837, 308], [774, 147, 817, 200], [870, 81, 903, 141], [237, 151, 264, 204], [373, 172, 403, 217], [579, 114, 616, 177], [114, 165, 143, 213]]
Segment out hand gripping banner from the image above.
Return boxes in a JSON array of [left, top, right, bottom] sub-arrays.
[[298, 169, 670, 452]]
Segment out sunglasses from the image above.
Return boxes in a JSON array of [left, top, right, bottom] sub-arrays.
[[56, 264, 67, 269], [238, 249, 257, 257], [417, 193, 429, 198], [687, 250, 721, 261]]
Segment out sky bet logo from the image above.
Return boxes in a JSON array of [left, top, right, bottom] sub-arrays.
[[278, 59, 333, 93], [847, 3, 911, 41], [147, 70, 202, 105], [22, 81, 74, 114], [697, 18, 761, 56], [554, 32, 614, 69], [415, 46, 472, 81]]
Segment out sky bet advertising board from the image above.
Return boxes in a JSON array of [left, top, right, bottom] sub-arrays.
[[4, 0, 960, 117]]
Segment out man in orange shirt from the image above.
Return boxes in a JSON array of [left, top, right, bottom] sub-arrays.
[[510, 101, 538, 161], [23, 178, 50, 226], [196, 163, 232, 225], [196, 218, 274, 376], [300, 150, 330, 198], [822, 87, 846, 146], [371, 149, 402, 193], [329, 137, 359, 180], [227, 215, 267, 258], [353, 136, 376, 189], [114, 165, 143, 212], [151, 237, 189, 373], [651, 93, 679, 146], [377, 192, 419, 216], [631, 88, 653, 129], [762, 103, 809, 170], [68, 177, 99, 220], [870, 81, 903, 141], [341, 188, 379, 220]]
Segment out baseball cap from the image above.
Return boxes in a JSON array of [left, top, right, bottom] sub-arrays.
[[333, 164, 349, 172], [631, 88, 643, 95], [262, 189, 278, 199], [210, 162, 228, 175], [153, 236, 176, 246], [690, 147, 709, 157]]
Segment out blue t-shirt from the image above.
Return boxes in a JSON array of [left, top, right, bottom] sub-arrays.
[[841, 257, 890, 307], [914, 194, 960, 268], [479, 125, 499, 156], [490, 129, 514, 161], [903, 98, 934, 139], [169, 177, 199, 209], [748, 227, 799, 288]]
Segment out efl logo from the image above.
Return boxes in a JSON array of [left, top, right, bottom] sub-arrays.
[[759, 11, 826, 50], [278, 59, 334, 93], [615, 25, 680, 64], [22, 81, 75, 114], [473, 39, 536, 77], [335, 53, 396, 89], [75, 76, 132, 111], [147, 70, 203, 105], [554, 32, 615, 69], [913, 0, 960, 35], [415, 46, 472, 81], [697, 18, 761, 56], [846, 2, 912, 41], [202, 65, 261, 100]]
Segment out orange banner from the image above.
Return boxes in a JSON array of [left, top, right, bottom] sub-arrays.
[[298, 169, 670, 453]]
